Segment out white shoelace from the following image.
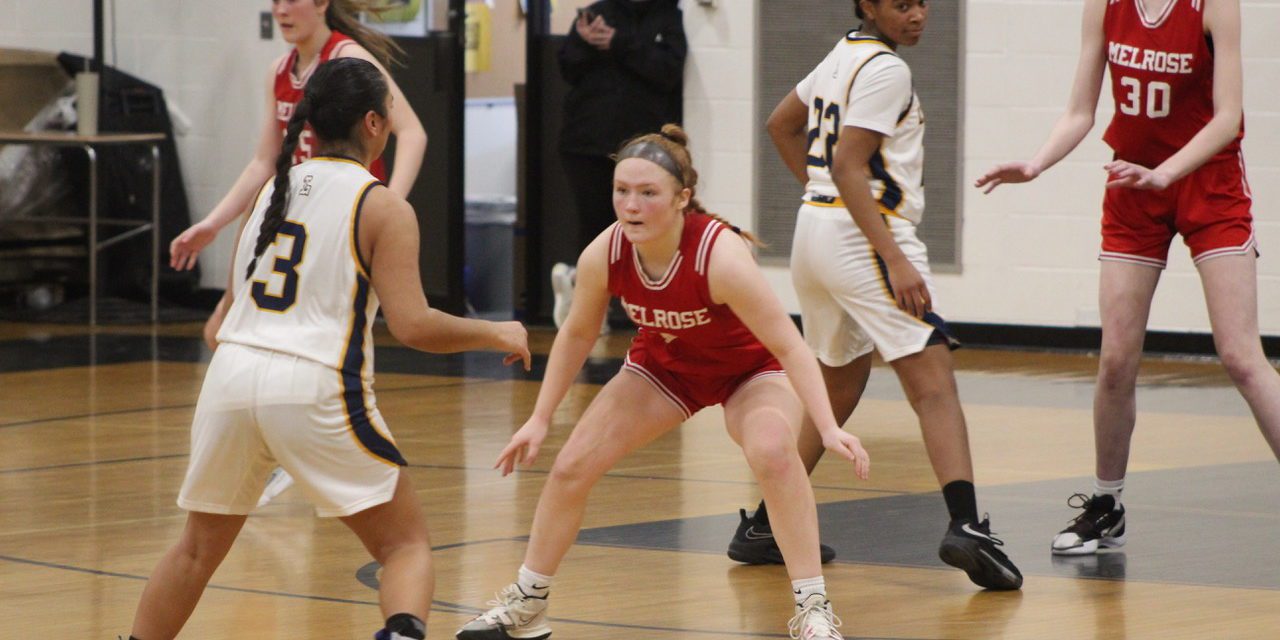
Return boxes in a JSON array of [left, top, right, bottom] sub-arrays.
[[787, 598, 844, 639], [481, 586, 543, 626]]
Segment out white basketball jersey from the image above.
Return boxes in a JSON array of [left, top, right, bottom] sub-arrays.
[[795, 32, 925, 224], [219, 157, 382, 381]]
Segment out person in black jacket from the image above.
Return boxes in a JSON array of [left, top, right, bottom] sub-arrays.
[[550, 0, 688, 329]]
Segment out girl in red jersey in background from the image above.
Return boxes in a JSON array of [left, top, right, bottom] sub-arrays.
[[977, 0, 1280, 555], [169, 0, 427, 271], [456, 125, 870, 640]]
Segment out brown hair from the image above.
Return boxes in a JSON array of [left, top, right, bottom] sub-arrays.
[[324, 0, 406, 68], [615, 124, 763, 247]]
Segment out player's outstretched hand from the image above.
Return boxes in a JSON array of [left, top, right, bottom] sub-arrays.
[[974, 161, 1041, 194], [1104, 160, 1172, 191], [493, 320, 531, 371], [169, 220, 217, 271], [495, 416, 549, 477], [821, 429, 870, 480]]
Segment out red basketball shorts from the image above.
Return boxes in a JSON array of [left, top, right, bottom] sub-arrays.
[[1100, 153, 1255, 268], [621, 346, 785, 420]]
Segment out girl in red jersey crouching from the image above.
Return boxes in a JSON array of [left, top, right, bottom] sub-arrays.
[[457, 124, 870, 640]]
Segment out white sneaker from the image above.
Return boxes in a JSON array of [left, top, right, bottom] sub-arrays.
[[787, 593, 844, 639], [256, 467, 295, 507], [550, 263, 575, 329], [456, 583, 552, 639]]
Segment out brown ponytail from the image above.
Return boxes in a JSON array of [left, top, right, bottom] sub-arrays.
[[325, 0, 407, 68], [616, 124, 764, 247]]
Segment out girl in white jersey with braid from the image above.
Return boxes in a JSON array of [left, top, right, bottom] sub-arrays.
[[127, 58, 529, 640], [744, 0, 1023, 590]]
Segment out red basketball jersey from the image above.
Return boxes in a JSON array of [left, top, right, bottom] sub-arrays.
[[273, 30, 387, 179], [1102, 0, 1242, 169], [608, 213, 776, 377]]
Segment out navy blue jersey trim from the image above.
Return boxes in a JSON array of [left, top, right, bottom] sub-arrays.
[[342, 275, 407, 466], [869, 149, 903, 212], [351, 181, 383, 277]]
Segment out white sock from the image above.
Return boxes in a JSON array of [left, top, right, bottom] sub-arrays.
[[517, 565, 553, 599], [1094, 477, 1124, 506], [791, 576, 826, 606]]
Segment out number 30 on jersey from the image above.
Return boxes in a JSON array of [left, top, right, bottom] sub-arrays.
[[1119, 76, 1171, 119]]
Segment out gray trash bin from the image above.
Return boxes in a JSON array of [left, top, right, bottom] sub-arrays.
[[464, 196, 517, 318]]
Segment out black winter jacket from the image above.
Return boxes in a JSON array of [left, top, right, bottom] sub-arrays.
[[557, 0, 687, 157]]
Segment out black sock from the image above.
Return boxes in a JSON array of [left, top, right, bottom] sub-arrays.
[[942, 480, 979, 524], [753, 500, 769, 526], [385, 613, 426, 640]]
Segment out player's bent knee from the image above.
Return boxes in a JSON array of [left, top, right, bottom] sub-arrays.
[[742, 430, 799, 479], [547, 454, 606, 491], [1096, 354, 1141, 391], [1218, 347, 1265, 388]]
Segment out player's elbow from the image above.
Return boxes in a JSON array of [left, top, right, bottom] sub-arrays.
[[385, 308, 432, 351], [396, 122, 427, 156], [1065, 109, 1095, 132], [765, 112, 799, 140], [1214, 106, 1242, 134], [829, 157, 868, 188]]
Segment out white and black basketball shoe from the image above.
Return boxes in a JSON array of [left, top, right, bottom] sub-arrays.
[[726, 509, 836, 565], [938, 516, 1024, 590], [787, 593, 845, 639], [1051, 493, 1126, 556], [456, 583, 552, 640]]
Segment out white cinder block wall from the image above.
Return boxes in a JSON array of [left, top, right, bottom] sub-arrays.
[[1, 0, 289, 289], [681, 1, 755, 232], [4, 0, 1277, 334], [680, 1, 803, 309]]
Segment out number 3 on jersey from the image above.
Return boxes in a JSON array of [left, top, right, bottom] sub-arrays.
[[1119, 76, 1170, 119], [807, 97, 841, 168], [252, 221, 307, 313]]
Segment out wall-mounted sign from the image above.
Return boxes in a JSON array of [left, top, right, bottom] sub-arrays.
[[363, 0, 431, 38]]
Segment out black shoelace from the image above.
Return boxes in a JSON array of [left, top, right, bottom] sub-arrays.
[[1064, 493, 1115, 532]]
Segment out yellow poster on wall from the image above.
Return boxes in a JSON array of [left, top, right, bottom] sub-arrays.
[[465, 1, 492, 73]]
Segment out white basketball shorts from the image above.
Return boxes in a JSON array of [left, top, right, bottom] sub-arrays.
[[790, 202, 954, 365], [178, 343, 403, 517]]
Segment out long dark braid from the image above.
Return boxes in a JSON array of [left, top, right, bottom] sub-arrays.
[[246, 100, 311, 279], [245, 57, 388, 280]]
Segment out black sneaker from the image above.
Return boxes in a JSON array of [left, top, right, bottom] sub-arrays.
[[727, 509, 836, 564], [938, 516, 1023, 590], [1051, 493, 1126, 556]]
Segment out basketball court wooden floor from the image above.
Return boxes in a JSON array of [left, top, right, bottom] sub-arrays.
[[2, 321, 1278, 639]]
